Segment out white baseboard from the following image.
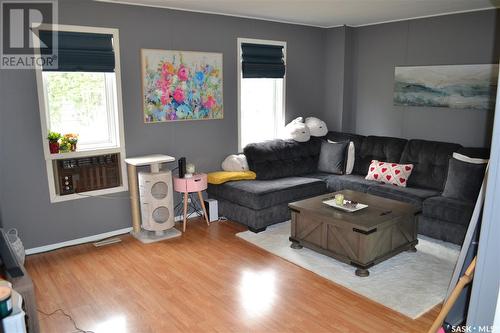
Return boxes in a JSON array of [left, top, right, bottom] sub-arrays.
[[25, 211, 203, 255], [25, 227, 133, 255]]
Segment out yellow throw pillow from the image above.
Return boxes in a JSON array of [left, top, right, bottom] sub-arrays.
[[207, 171, 256, 185]]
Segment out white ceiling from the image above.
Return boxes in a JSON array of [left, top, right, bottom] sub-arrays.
[[95, 0, 500, 28]]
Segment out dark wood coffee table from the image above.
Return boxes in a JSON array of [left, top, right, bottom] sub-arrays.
[[288, 190, 420, 277]]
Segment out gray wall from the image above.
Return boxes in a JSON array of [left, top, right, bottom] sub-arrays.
[[323, 25, 355, 132], [347, 10, 499, 147], [0, 0, 326, 248], [323, 26, 345, 131]]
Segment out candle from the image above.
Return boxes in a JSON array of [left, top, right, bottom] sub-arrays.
[[335, 194, 344, 206]]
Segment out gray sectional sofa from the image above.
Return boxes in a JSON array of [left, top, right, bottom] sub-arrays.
[[207, 132, 488, 245]]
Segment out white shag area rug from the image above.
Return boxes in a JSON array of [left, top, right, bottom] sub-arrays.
[[237, 221, 460, 319]]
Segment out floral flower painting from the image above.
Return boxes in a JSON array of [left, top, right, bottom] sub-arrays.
[[141, 49, 223, 122]]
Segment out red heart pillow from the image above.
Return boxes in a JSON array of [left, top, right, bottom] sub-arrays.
[[365, 160, 414, 187]]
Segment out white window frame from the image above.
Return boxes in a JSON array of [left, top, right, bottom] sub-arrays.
[[237, 38, 287, 151], [34, 24, 128, 203]]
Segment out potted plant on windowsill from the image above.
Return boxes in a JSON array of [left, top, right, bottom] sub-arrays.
[[47, 131, 61, 154], [62, 133, 79, 152]]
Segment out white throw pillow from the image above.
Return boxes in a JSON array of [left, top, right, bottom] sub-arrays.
[[221, 154, 249, 171], [452, 152, 488, 164], [328, 140, 355, 174], [365, 160, 414, 187]]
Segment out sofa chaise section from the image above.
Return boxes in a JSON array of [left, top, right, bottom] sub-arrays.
[[208, 177, 327, 209], [207, 138, 328, 232], [208, 177, 327, 232]]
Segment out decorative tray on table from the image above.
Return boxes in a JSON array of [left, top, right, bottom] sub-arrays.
[[322, 198, 368, 213]]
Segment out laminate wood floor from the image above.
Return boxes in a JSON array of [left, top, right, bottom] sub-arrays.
[[25, 218, 439, 332]]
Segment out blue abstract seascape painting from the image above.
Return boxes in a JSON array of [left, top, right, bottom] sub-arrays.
[[394, 64, 498, 111]]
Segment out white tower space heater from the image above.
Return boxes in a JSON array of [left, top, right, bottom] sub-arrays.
[[138, 171, 175, 235]]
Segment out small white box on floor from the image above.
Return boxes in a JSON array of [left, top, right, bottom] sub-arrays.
[[2, 290, 27, 333], [204, 199, 219, 222]]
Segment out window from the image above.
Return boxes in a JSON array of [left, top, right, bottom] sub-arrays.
[[35, 25, 127, 202], [43, 72, 118, 150], [240, 78, 284, 150], [238, 39, 286, 151]]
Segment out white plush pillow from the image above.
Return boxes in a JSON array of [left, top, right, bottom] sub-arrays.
[[221, 154, 249, 171], [305, 117, 328, 137], [284, 117, 310, 142], [328, 140, 355, 174]]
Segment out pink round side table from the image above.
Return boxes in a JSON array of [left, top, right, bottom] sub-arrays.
[[173, 173, 209, 232]]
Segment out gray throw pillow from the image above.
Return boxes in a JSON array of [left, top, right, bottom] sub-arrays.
[[442, 157, 487, 202], [318, 141, 349, 174]]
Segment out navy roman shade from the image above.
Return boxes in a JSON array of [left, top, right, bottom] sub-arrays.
[[241, 43, 285, 78], [39, 30, 115, 72]]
